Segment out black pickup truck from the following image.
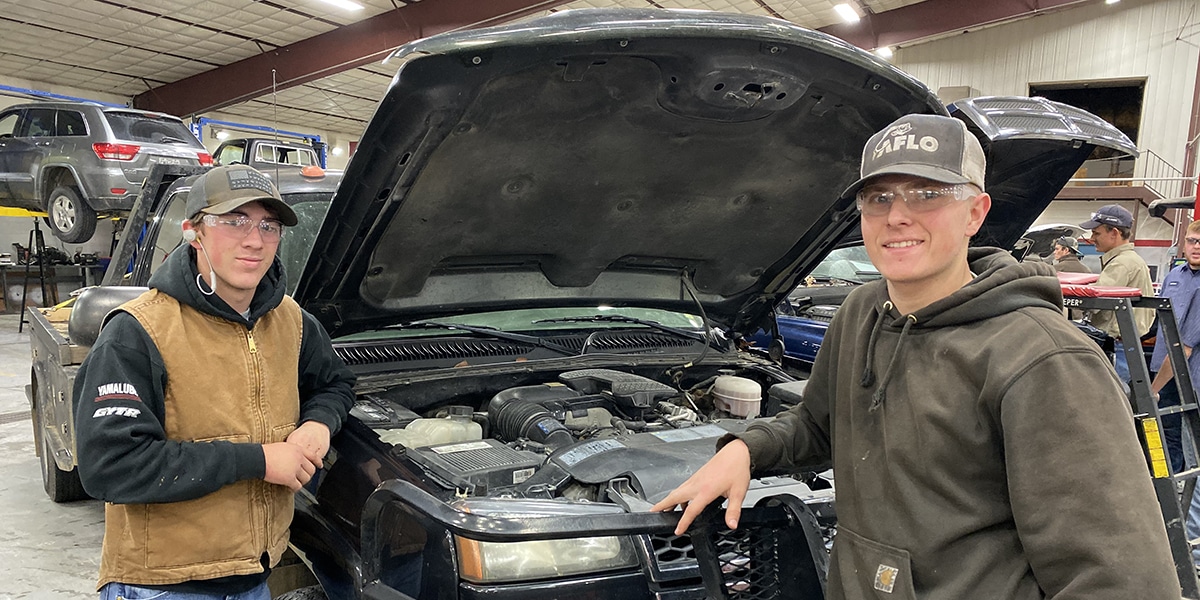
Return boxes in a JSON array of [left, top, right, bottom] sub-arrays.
[[28, 8, 1140, 600]]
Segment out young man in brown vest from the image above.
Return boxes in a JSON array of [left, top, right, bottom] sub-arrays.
[[74, 165, 356, 600]]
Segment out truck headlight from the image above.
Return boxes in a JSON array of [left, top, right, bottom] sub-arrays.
[[452, 498, 639, 583]]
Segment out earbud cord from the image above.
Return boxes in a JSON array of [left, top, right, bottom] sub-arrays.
[[195, 241, 217, 296]]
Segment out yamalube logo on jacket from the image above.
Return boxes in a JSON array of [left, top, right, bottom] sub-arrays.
[[873, 122, 939, 159], [92, 382, 143, 418], [95, 382, 140, 402]]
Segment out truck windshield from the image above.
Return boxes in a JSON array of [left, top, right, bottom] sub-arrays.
[[278, 192, 334, 292]]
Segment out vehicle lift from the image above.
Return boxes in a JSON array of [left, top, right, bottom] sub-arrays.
[[1062, 275, 1200, 598], [16, 218, 57, 333]]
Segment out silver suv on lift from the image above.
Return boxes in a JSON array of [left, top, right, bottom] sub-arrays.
[[0, 101, 212, 243]]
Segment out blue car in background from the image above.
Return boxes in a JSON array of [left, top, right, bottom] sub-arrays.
[[747, 246, 879, 372]]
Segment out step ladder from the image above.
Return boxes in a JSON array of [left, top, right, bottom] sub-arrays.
[[17, 218, 58, 334], [1064, 288, 1200, 598]]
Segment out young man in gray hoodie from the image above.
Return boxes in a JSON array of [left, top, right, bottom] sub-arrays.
[[653, 114, 1180, 599]]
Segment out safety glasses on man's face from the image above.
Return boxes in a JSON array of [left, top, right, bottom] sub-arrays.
[[855, 183, 974, 217], [201, 213, 284, 242]]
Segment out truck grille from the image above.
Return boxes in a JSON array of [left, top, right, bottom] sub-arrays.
[[680, 499, 828, 600], [708, 526, 786, 600], [645, 526, 800, 598], [648, 528, 787, 597], [650, 532, 696, 566]]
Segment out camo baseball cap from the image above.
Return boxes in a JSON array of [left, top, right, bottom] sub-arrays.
[[185, 165, 298, 226], [841, 113, 987, 199]]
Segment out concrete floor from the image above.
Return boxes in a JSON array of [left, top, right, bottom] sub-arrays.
[[0, 313, 103, 600]]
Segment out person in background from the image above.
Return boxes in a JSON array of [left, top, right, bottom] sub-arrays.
[[653, 113, 1179, 599], [73, 165, 357, 600], [1052, 236, 1092, 320], [1081, 204, 1154, 382], [1148, 220, 1200, 567], [1052, 236, 1091, 274], [1148, 220, 1200, 475]]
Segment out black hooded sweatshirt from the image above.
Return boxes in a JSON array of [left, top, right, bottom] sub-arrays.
[[735, 247, 1179, 599], [73, 245, 356, 593]]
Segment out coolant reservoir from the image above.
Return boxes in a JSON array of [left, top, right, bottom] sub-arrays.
[[713, 376, 762, 418], [378, 413, 482, 448]]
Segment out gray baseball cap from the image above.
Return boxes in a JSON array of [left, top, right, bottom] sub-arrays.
[[1054, 236, 1082, 255], [185, 165, 298, 226], [841, 113, 987, 199]]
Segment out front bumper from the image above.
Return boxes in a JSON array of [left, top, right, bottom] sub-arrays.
[[357, 480, 828, 600]]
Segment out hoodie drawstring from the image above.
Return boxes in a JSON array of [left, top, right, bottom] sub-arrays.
[[870, 314, 918, 411], [860, 301, 893, 388]]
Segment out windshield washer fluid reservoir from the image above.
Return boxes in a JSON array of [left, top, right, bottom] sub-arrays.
[[713, 376, 761, 418], [378, 414, 483, 448]]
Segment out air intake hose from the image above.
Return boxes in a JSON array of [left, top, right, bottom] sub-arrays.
[[487, 386, 576, 452]]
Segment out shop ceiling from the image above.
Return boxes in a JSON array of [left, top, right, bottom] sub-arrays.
[[0, 0, 1088, 137]]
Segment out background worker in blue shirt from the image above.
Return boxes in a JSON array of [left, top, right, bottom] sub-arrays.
[[1150, 220, 1200, 474], [1149, 219, 1200, 566]]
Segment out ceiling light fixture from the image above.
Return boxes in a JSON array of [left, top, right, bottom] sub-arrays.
[[1105, 0, 1120, 3], [331, 146, 344, 156], [215, 130, 229, 140], [317, 0, 365, 11], [875, 46, 894, 59], [833, 3, 861, 23]]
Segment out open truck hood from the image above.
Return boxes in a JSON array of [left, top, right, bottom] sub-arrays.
[[294, 9, 1136, 338]]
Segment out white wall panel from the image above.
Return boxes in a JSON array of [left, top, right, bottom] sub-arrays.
[[894, 0, 1200, 172]]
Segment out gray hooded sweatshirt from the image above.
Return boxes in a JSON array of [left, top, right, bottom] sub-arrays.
[[734, 247, 1179, 599]]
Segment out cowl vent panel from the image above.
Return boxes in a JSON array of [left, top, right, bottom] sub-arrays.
[[334, 332, 696, 365]]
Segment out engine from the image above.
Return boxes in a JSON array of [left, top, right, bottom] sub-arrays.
[[351, 368, 803, 505]]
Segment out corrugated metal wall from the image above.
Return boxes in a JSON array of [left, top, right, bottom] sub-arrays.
[[895, 0, 1200, 172]]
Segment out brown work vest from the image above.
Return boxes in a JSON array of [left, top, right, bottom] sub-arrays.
[[97, 289, 303, 589]]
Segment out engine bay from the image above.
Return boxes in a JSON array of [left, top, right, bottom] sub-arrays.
[[349, 366, 824, 507]]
